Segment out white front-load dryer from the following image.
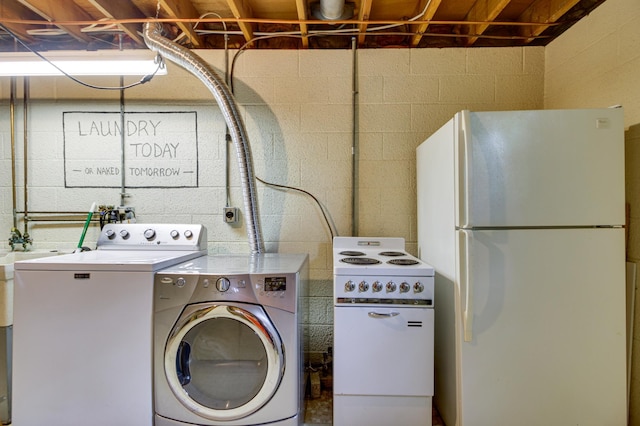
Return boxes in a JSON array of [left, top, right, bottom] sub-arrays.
[[153, 254, 308, 426]]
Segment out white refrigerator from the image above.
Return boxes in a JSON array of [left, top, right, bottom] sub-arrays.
[[416, 109, 627, 426]]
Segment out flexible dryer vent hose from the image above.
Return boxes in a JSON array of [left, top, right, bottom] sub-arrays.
[[143, 22, 264, 254]]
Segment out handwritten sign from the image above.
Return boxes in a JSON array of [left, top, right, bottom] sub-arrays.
[[63, 111, 198, 188]]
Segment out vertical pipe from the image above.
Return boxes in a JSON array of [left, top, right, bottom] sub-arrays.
[[120, 76, 127, 207], [9, 78, 17, 230], [22, 78, 29, 237], [351, 37, 359, 236]]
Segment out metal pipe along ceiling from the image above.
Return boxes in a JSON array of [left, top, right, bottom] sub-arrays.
[[143, 22, 264, 254]]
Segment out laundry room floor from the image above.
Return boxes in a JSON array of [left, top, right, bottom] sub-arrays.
[[303, 391, 445, 425]]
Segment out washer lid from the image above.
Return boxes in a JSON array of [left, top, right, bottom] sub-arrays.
[[13, 250, 206, 272]]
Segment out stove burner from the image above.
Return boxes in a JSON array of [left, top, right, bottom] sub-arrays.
[[387, 258, 420, 266], [379, 251, 406, 257], [340, 257, 381, 265], [339, 251, 366, 256]]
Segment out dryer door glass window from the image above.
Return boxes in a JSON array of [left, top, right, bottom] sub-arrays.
[[179, 317, 267, 409], [164, 303, 284, 421]]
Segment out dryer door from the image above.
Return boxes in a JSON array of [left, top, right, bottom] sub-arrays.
[[164, 303, 284, 421]]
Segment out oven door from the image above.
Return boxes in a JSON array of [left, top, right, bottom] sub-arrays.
[[164, 302, 284, 421], [333, 305, 434, 396]]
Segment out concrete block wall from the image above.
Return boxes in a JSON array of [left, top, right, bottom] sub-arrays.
[[0, 45, 544, 363], [544, 0, 640, 422]]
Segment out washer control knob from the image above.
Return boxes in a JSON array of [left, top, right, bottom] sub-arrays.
[[144, 228, 156, 240], [372, 281, 383, 292], [413, 282, 424, 293], [119, 229, 130, 239], [344, 280, 356, 292], [216, 277, 231, 292], [175, 278, 186, 288], [358, 281, 369, 292], [170, 230, 180, 239], [386, 281, 397, 293], [399, 282, 410, 293], [184, 230, 193, 239], [105, 229, 116, 239]]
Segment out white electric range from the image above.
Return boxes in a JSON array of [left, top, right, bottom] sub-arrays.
[[332, 236, 435, 426]]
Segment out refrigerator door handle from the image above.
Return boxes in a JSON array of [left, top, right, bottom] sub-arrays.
[[459, 229, 474, 342], [458, 110, 471, 228]]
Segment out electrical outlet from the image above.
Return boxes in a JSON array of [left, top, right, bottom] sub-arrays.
[[224, 207, 238, 224]]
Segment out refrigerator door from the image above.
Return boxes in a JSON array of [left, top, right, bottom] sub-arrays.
[[456, 227, 626, 426], [456, 108, 625, 228]]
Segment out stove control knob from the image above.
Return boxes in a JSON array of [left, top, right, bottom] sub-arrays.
[[344, 280, 356, 292], [358, 281, 369, 292], [216, 277, 231, 292], [144, 228, 156, 240], [399, 282, 410, 293], [413, 282, 424, 293], [372, 281, 383, 292], [386, 281, 396, 293]]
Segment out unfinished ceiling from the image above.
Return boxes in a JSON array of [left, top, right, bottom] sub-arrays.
[[0, 0, 607, 52]]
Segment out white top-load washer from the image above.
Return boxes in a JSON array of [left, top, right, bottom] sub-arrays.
[[12, 223, 207, 426]]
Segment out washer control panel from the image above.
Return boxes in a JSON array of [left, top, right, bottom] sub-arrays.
[[97, 223, 207, 251]]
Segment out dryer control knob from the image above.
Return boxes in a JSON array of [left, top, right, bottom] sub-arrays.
[[170, 230, 180, 239], [119, 229, 130, 239], [175, 278, 186, 288], [105, 229, 116, 239], [216, 277, 231, 292], [144, 228, 156, 240], [184, 230, 193, 239]]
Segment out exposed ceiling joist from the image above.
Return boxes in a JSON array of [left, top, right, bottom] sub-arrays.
[[17, 0, 93, 43], [226, 0, 254, 47], [410, 0, 443, 47], [159, 0, 203, 47], [89, 0, 146, 46], [519, 0, 582, 41], [294, 0, 309, 48], [0, 0, 37, 45], [357, 0, 373, 46], [464, 0, 511, 45]]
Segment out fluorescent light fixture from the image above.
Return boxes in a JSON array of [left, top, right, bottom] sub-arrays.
[[0, 50, 167, 76]]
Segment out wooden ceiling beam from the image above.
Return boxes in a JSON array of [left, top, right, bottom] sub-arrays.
[[88, 0, 145, 46], [294, 0, 309, 48], [518, 0, 581, 41], [464, 0, 510, 45], [357, 0, 373, 46], [17, 0, 93, 43], [226, 0, 255, 47], [158, 0, 203, 47], [0, 0, 37, 45], [410, 0, 443, 47]]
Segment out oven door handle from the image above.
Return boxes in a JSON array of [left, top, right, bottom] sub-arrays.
[[368, 311, 399, 318]]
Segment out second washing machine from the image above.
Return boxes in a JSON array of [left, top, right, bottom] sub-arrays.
[[154, 253, 308, 426]]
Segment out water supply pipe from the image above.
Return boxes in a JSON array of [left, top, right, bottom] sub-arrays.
[[143, 22, 264, 254]]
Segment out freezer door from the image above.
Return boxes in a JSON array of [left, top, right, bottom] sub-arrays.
[[456, 227, 626, 426], [456, 108, 625, 227]]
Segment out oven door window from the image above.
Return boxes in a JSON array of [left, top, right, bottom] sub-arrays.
[[164, 303, 284, 421]]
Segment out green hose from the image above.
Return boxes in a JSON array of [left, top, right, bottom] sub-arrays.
[[76, 202, 97, 251]]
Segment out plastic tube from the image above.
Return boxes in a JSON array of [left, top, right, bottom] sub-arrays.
[[75, 202, 96, 252]]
